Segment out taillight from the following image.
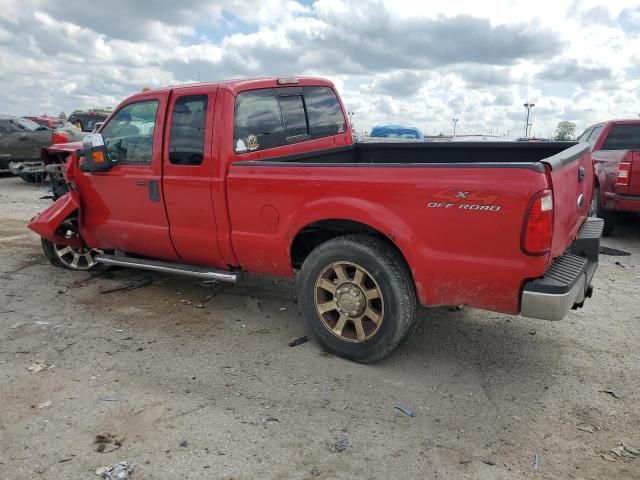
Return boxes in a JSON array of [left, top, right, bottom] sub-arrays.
[[522, 189, 553, 256], [615, 161, 632, 186], [52, 131, 69, 144]]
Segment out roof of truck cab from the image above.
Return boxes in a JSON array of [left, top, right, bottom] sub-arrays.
[[131, 77, 335, 98]]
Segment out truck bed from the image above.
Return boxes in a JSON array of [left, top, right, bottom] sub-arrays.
[[247, 141, 580, 168]]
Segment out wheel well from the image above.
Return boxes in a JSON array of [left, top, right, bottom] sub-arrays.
[[290, 219, 405, 270]]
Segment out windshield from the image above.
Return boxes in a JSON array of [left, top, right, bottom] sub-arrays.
[[12, 117, 42, 131]]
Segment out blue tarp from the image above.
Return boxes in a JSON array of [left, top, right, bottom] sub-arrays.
[[370, 124, 424, 140]]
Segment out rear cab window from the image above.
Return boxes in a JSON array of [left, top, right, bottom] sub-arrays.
[[234, 86, 346, 154], [601, 124, 640, 150]]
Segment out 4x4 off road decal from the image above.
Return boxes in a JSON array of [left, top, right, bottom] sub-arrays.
[[427, 189, 501, 212]]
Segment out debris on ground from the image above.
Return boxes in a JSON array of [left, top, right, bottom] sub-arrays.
[[278, 307, 287, 311], [600, 246, 631, 256], [576, 425, 595, 433], [602, 454, 617, 462], [100, 276, 152, 294], [528, 330, 536, 335], [331, 439, 348, 452], [311, 466, 321, 476], [33, 320, 49, 326], [179, 440, 188, 447], [37, 400, 52, 409], [532, 453, 540, 471], [94, 432, 125, 453], [26, 360, 53, 372], [262, 416, 280, 424], [624, 445, 640, 455], [600, 388, 620, 399], [95, 461, 133, 479], [482, 459, 496, 466], [245, 296, 262, 313], [448, 305, 463, 312], [614, 261, 626, 268], [288, 336, 309, 347], [394, 405, 416, 417]]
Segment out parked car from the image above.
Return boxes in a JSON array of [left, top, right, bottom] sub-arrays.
[[25, 116, 63, 129], [369, 124, 424, 140], [67, 111, 109, 132], [8, 122, 85, 182], [0, 115, 71, 181], [29, 76, 602, 363], [578, 119, 640, 236]]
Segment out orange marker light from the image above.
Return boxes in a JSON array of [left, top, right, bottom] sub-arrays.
[[92, 151, 105, 164]]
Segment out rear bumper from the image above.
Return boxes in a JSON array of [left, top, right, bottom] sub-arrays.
[[520, 217, 603, 321], [614, 194, 640, 213]]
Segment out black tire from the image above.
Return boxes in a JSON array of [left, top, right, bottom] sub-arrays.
[[298, 234, 417, 363], [42, 237, 65, 268], [591, 186, 617, 237]]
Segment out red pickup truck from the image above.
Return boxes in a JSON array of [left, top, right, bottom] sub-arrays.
[[578, 120, 640, 236], [28, 77, 603, 362]]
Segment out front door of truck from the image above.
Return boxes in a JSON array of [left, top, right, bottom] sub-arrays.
[[161, 87, 225, 267], [78, 97, 179, 261]]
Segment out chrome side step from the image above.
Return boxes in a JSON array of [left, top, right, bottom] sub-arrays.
[[95, 254, 238, 283]]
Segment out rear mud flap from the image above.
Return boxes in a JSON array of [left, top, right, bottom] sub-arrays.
[[28, 191, 84, 247]]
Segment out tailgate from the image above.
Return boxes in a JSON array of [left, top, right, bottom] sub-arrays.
[[629, 151, 640, 195], [541, 143, 592, 258]]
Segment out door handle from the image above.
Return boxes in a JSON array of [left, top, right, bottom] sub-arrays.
[[136, 181, 147, 186]]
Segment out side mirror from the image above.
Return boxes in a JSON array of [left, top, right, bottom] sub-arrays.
[[80, 133, 112, 172]]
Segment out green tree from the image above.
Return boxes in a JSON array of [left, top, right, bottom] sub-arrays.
[[554, 121, 576, 141]]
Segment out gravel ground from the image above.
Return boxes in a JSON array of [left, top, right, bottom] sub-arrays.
[[0, 174, 639, 480]]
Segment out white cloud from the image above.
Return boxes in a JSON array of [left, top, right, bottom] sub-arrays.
[[0, 0, 639, 136]]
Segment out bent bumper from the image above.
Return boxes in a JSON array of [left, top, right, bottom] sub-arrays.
[[9, 161, 45, 175], [520, 218, 603, 321]]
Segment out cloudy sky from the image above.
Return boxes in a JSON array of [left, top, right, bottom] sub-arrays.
[[1, 0, 639, 138]]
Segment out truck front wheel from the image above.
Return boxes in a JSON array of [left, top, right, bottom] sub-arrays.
[[41, 219, 103, 271], [298, 235, 416, 363]]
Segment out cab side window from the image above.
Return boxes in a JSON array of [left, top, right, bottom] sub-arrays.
[[101, 100, 158, 164], [234, 91, 285, 153], [303, 86, 346, 138], [233, 86, 347, 154], [587, 126, 602, 147], [577, 128, 592, 142], [169, 95, 207, 165]]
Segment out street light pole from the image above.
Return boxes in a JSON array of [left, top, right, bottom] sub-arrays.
[[523, 103, 535, 138], [452, 118, 459, 137]]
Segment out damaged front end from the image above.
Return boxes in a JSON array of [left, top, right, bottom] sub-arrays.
[[28, 149, 84, 248], [28, 190, 84, 248]]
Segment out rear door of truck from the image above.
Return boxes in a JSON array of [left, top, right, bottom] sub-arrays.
[[541, 143, 593, 258]]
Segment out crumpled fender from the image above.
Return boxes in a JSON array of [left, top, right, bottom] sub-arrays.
[[28, 190, 84, 247]]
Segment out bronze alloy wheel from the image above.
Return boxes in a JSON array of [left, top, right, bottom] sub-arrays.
[[314, 261, 384, 342]]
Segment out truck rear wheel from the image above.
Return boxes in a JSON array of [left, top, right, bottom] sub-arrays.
[[41, 219, 103, 271], [298, 235, 416, 363], [590, 186, 617, 237]]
